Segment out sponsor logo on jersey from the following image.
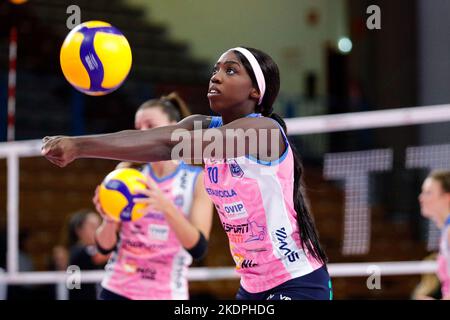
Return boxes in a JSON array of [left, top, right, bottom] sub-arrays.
[[174, 194, 184, 207], [136, 267, 157, 280], [232, 252, 258, 270], [145, 212, 166, 221], [240, 259, 257, 269], [172, 255, 186, 290], [223, 218, 266, 244], [223, 201, 248, 220], [206, 188, 237, 198], [223, 222, 249, 234], [180, 171, 188, 190], [129, 223, 146, 236], [149, 224, 170, 242], [123, 262, 137, 274], [228, 159, 244, 178], [245, 220, 266, 242], [122, 239, 165, 252], [245, 247, 268, 253], [228, 234, 245, 243], [273, 227, 300, 263]]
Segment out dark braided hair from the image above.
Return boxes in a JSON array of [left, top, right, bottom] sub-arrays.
[[233, 47, 328, 265]]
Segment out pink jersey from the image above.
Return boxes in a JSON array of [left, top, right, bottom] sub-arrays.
[[437, 217, 450, 297], [101, 162, 202, 299], [205, 114, 323, 293]]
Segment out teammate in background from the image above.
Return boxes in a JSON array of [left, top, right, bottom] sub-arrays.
[[94, 93, 214, 300], [411, 253, 441, 300], [418, 170, 450, 300], [67, 209, 108, 300]]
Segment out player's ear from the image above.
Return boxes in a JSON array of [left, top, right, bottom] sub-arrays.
[[250, 88, 260, 101]]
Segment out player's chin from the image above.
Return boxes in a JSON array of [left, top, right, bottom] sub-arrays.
[[419, 209, 432, 219], [208, 97, 227, 114]]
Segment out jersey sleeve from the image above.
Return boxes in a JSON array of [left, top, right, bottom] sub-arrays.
[[208, 116, 223, 129]]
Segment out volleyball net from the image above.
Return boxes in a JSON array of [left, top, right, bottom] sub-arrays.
[[0, 103, 449, 299]]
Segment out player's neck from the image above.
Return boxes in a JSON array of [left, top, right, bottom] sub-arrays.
[[442, 211, 450, 227], [437, 211, 450, 229], [221, 102, 256, 125], [150, 160, 179, 179]]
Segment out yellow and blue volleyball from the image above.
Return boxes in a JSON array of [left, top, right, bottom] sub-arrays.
[[60, 21, 132, 96], [98, 168, 147, 222]]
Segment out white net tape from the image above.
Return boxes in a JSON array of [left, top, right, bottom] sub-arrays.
[[0, 260, 438, 285]]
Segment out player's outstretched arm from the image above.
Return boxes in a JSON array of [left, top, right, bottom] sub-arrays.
[[42, 115, 283, 167], [41, 114, 210, 167]]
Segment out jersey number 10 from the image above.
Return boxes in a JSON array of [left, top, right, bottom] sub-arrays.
[[207, 167, 218, 183]]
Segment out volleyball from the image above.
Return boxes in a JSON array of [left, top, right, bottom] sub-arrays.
[[98, 168, 147, 222], [60, 21, 132, 96]]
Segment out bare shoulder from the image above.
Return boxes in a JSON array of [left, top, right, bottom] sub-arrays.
[[222, 116, 279, 131], [194, 170, 206, 191], [223, 116, 286, 161]]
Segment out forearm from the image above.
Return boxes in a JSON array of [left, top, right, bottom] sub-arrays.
[[95, 220, 119, 251], [75, 128, 176, 163], [74, 122, 262, 163], [164, 205, 201, 249]]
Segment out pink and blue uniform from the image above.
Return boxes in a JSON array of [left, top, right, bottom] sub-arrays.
[[206, 113, 331, 300], [100, 162, 202, 300], [437, 216, 450, 298]]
